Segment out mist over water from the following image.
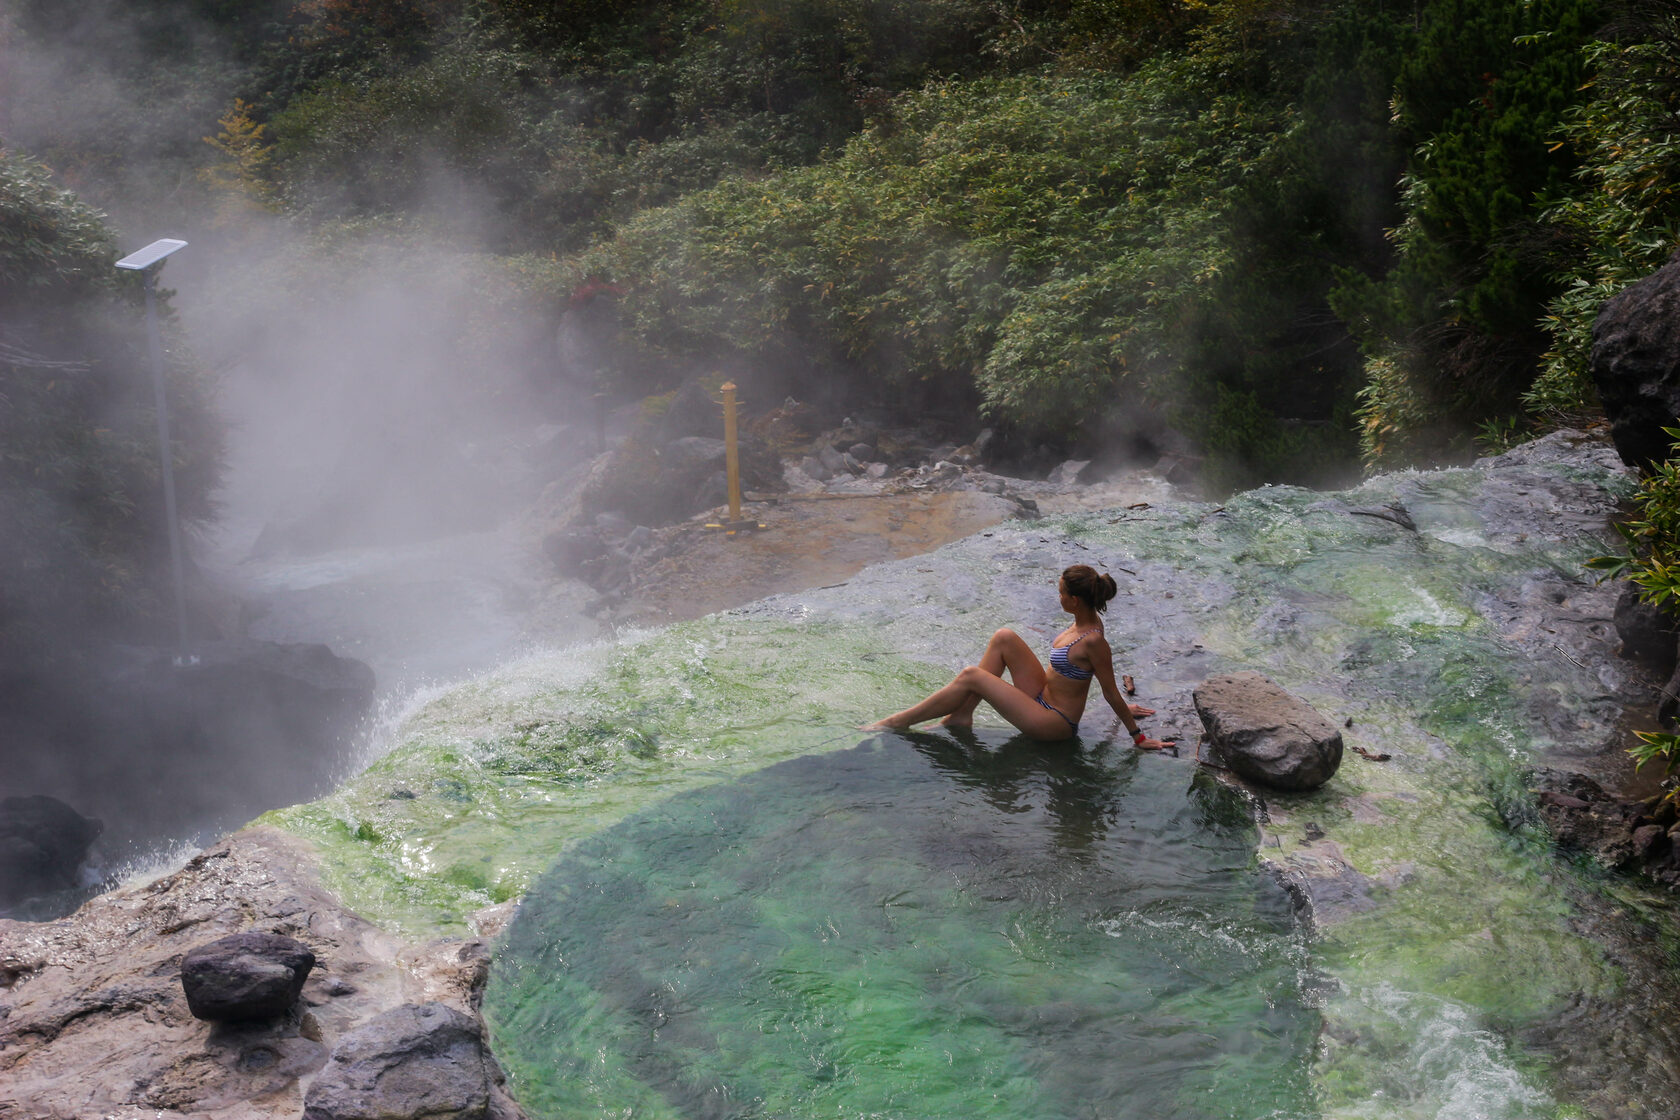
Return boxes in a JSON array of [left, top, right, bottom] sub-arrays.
[[2, 1, 611, 876], [182, 236, 603, 690]]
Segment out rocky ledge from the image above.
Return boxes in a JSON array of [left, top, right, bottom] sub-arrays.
[[0, 827, 524, 1120]]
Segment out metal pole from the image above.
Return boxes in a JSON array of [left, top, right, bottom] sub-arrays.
[[143, 269, 189, 649], [722, 381, 742, 525]]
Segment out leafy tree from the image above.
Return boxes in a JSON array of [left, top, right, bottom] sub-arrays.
[[200, 98, 280, 224], [586, 64, 1293, 469]]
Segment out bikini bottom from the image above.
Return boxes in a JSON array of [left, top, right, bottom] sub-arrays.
[[1035, 690, 1080, 733]]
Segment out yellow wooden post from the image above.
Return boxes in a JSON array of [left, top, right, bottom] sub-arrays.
[[721, 381, 742, 525], [705, 381, 763, 535]]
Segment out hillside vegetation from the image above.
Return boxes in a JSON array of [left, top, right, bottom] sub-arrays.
[[3, 0, 1679, 579]]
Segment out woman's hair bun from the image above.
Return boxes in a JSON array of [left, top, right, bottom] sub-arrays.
[[1061, 563, 1118, 613]]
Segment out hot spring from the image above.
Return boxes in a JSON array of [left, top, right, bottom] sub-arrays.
[[266, 433, 1680, 1118]]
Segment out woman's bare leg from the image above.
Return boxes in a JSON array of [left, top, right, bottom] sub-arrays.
[[867, 676, 976, 730], [869, 664, 1071, 740], [941, 628, 1046, 728]]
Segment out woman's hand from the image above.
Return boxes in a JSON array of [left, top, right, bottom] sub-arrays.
[[1132, 734, 1175, 751], [1129, 703, 1155, 718]]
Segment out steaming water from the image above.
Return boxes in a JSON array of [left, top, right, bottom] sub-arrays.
[[266, 436, 1680, 1117]]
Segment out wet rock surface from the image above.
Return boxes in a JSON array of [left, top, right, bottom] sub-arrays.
[[1523, 766, 1680, 888], [540, 416, 1180, 627], [1193, 671, 1344, 791], [182, 931, 316, 1022]]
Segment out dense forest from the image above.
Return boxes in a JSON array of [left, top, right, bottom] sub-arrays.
[[3, 0, 1679, 652]]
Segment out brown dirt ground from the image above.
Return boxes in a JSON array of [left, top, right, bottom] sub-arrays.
[[615, 490, 1024, 625]]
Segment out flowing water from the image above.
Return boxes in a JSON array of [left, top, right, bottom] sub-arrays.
[[266, 433, 1680, 1118]]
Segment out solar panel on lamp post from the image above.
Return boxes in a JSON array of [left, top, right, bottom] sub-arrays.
[[115, 238, 191, 654]]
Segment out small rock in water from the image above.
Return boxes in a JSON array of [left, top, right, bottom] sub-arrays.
[[1193, 672, 1343, 791], [180, 931, 315, 1022], [302, 1001, 493, 1120], [1633, 824, 1667, 858]]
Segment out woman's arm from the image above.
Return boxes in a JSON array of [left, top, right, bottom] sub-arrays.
[[1086, 636, 1174, 750]]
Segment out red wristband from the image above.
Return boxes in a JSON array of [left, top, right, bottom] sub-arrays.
[[1132, 730, 1146, 744]]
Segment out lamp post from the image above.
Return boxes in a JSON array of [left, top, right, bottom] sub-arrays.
[[115, 238, 190, 650]]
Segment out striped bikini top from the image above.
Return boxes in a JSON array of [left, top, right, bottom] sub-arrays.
[[1049, 628, 1100, 680]]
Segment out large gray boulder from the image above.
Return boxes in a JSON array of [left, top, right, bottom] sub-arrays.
[[1193, 672, 1343, 791], [303, 1002, 494, 1120], [180, 930, 316, 1021], [1591, 250, 1680, 469]]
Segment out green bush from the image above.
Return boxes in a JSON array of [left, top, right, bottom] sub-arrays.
[[590, 65, 1292, 460], [1588, 421, 1680, 810], [1531, 14, 1680, 417]]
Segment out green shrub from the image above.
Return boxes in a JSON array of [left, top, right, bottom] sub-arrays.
[[1531, 16, 1680, 418], [590, 66, 1286, 451]]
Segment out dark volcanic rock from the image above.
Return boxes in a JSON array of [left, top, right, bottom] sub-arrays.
[[1591, 250, 1680, 469], [181, 931, 316, 1021], [1194, 672, 1343, 791], [1614, 584, 1679, 664], [1527, 767, 1665, 873], [0, 795, 101, 905], [303, 1001, 494, 1120]]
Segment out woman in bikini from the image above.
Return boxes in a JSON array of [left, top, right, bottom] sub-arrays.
[[866, 564, 1173, 748]]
